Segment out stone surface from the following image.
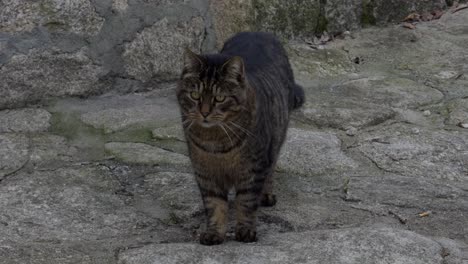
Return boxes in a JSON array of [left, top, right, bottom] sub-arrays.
[[0, 133, 29, 180], [152, 124, 185, 141], [252, 0, 320, 39], [210, 0, 253, 49], [118, 228, 449, 264], [29, 134, 78, 168], [325, 0, 362, 34], [143, 171, 201, 220], [0, 165, 189, 263], [298, 76, 443, 130], [278, 128, 357, 176], [66, 93, 181, 133], [105, 142, 190, 166], [0, 49, 104, 109], [369, 0, 447, 25], [356, 123, 468, 181], [0, 108, 51, 133], [122, 16, 205, 82], [447, 98, 468, 126], [288, 44, 356, 80], [0, 0, 104, 34]]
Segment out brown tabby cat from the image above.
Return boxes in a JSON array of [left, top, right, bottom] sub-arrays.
[[176, 32, 304, 245]]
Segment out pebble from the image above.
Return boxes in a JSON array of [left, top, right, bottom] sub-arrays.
[[458, 122, 468, 129], [423, 110, 431, 116], [346, 127, 358, 136]]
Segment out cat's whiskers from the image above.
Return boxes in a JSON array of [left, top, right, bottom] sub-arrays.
[[219, 124, 234, 147], [228, 121, 255, 138], [224, 123, 242, 140]]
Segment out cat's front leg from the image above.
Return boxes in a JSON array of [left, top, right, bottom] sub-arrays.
[[197, 179, 228, 245], [234, 175, 261, 243]]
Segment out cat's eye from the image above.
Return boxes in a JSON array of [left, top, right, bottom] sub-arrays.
[[215, 95, 225, 102], [190, 91, 200, 100]]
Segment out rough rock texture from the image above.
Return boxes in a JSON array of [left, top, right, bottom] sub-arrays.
[[0, 108, 51, 133], [325, 0, 362, 33], [356, 123, 468, 181], [0, 0, 104, 34], [368, 0, 447, 25], [118, 228, 445, 264], [210, 0, 253, 49], [0, 133, 29, 180], [252, 0, 321, 39], [105, 142, 190, 166], [0, 49, 104, 109], [122, 16, 205, 82], [278, 128, 357, 176]]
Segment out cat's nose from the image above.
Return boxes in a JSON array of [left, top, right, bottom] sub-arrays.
[[201, 111, 210, 118]]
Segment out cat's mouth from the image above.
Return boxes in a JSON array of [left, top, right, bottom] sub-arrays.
[[199, 119, 217, 128]]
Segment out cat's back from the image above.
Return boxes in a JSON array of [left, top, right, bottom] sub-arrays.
[[220, 32, 290, 72]]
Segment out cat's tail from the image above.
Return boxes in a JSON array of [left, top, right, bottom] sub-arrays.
[[291, 83, 305, 110]]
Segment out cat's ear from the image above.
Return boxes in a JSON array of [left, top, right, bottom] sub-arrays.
[[182, 48, 204, 79], [221, 56, 245, 84]]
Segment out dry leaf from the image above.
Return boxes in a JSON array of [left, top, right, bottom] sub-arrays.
[[452, 4, 468, 13], [403, 13, 421, 22], [418, 211, 431, 217], [402, 22, 416, 29]]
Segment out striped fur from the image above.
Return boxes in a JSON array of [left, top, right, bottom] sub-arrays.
[[176, 32, 305, 245]]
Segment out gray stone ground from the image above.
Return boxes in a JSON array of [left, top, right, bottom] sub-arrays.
[[1, 10, 468, 264]]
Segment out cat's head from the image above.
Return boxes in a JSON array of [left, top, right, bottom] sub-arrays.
[[177, 48, 249, 128]]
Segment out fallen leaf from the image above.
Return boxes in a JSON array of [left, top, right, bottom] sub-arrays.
[[402, 22, 416, 29], [452, 3, 468, 13], [403, 12, 421, 22], [418, 211, 431, 217]]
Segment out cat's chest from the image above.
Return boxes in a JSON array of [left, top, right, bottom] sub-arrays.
[[190, 146, 248, 176]]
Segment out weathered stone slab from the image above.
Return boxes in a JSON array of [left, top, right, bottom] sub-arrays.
[[76, 95, 180, 133], [122, 16, 205, 82], [143, 171, 201, 220], [447, 98, 468, 127], [252, 0, 320, 39], [118, 228, 449, 264], [278, 128, 357, 176], [357, 123, 468, 181], [105, 142, 190, 166], [0, 108, 51, 133], [0, 0, 104, 34], [29, 134, 78, 168], [0, 166, 143, 242], [298, 76, 443, 130], [0, 133, 29, 180], [210, 0, 253, 49], [0, 49, 104, 110], [152, 124, 185, 141]]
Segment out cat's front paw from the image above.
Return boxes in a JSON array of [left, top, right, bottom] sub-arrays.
[[260, 193, 277, 207], [200, 231, 224, 246], [235, 226, 257, 243]]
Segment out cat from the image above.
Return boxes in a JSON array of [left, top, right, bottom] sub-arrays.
[[176, 32, 304, 245]]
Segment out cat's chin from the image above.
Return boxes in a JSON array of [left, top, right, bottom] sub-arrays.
[[199, 121, 217, 128]]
